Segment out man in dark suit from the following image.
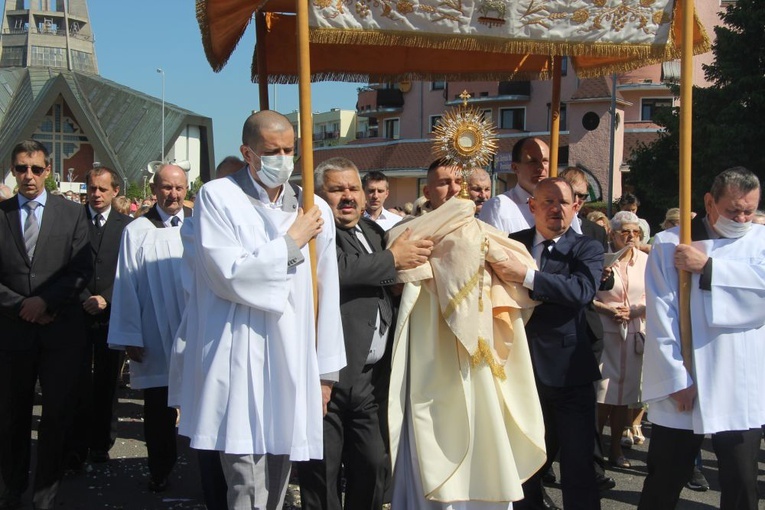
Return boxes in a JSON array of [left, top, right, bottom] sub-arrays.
[[298, 157, 432, 510], [559, 167, 615, 493], [494, 178, 604, 510], [67, 166, 132, 467], [0, 140, 92, 510]]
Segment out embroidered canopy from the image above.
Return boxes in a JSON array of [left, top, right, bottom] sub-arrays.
[[197, 0, 709, 81]]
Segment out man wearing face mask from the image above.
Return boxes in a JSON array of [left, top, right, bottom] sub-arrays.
[[638, 167, 765, 510], [174, 110, 345, 510]]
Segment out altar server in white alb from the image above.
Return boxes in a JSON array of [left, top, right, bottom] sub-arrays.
[[108, 164, 190, 492], [174, 110, 345, 510], [638, 167, 765, 510]]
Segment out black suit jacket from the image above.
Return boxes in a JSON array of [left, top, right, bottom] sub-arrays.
[[579, 215, 608, 251], [335, 218, 397, 388], [510, 227, 603, 387], [81, 206, 132, 324], [579, 215, 609, 353], [0, 193, 92, 349]]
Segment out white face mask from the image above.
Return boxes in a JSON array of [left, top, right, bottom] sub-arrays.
[[712, 204, 752, 238], [251, 151, 294, 188]]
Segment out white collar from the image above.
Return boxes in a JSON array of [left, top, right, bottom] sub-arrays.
[[89, 205, 111, 223]]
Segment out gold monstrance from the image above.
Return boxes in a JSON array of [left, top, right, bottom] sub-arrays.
[[431, 90, 498, 198]]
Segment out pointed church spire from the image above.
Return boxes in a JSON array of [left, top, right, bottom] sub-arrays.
[[0, 0, 98, 74]]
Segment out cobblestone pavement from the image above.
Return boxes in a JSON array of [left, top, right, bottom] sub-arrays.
[[4, 386, 763, 509]]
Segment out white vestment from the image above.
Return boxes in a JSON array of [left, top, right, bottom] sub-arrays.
[[643, 224, 765, 434], [478, 186, 533, 234], [108, 217, 185, 389], [167, 217, 196, 408], [388, 198, 546, 508], [174, 177, 345, 460]]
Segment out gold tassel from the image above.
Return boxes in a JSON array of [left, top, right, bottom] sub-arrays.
[[470, 338, 507, 381]]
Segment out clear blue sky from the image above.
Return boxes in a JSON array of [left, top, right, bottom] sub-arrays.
[[89, 1, 362, 165]]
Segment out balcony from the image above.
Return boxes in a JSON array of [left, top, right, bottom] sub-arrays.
[[356, 88, 404, 117], [313, 131, 340, 141], [445, 81, 531, 106], [356, 129, 379, 139]]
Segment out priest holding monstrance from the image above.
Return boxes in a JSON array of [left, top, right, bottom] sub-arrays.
[[387, 94, 546, 509]]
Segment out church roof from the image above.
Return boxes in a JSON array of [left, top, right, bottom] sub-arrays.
[[0, 67, 214, 182]]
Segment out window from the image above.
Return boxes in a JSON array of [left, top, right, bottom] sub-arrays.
[[384, 118, 400, 139], [431, 81, 445, 91], [0, 46, 25, 67], [429, 115, 442, 133], [31, 45, 65, 68], [482, 109, 493, 123], [641, 98, 673, 121], [561, 57, 568, 77], [71, 50, 95, 74], [499, 108, 525, 130], [32, 98, 88, 179]]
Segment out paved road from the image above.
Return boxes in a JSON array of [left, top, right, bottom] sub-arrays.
[[6, 385, 765, 509]]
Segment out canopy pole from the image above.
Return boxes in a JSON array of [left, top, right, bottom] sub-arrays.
[[296, 0, 319, 319], [255, 12, 269, 110], [549, 56, 562, 177], [607, 73, 618, 218], [679, 0, 694, 374]]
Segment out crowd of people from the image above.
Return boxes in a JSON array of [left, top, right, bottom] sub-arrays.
[[0, 122, 763, 510]]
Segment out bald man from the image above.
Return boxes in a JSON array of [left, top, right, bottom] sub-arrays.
[[466, 168, 491, 216], [108, 164, 190, 492], [174, 110, 345, 510], [215, 155, 246, 179]]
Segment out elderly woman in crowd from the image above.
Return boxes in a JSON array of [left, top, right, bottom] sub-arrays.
[[587, 210, 610, 236], [592, 211, 648, 468]]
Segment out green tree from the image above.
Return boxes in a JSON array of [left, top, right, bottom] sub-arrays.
[[44, 172, 58, 192], [626, 0, 765, 229], [124, 180, 147, 201]]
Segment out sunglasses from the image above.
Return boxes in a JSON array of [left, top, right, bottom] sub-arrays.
[[14, 164, 47, 176], [574, 192, 589, 201]]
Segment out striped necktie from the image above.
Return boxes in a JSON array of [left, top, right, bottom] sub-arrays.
[[24, 201, 40, 258]]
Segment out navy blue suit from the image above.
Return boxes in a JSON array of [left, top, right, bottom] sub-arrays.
[[510, 226, 603, 510]]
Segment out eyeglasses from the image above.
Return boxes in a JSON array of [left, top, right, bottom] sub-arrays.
[[574, 192, 589, 201], [619, 229, 642, 237], [14, 164, 47, 176]]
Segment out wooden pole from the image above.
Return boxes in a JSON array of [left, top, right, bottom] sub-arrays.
[[607, 74, 618, 218], [549, 56, 562, 177], [679, 0, 694, 374], [255, 13, 269, 110], [296, 0, 319, 317]]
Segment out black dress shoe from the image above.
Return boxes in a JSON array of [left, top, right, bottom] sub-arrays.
[[89, 449, 110, 463], [595, 473, 616, 492], [148, 476, 169, 493], [541, 487, 561, 510]]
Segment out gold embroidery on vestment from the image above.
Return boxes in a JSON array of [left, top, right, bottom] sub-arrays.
[[470, 338, 507, 380]]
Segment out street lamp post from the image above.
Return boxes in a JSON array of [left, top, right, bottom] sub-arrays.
[[156, 68, 165, 161]]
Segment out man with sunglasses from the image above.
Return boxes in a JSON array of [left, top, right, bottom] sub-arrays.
[[0, 140, 92, 510]]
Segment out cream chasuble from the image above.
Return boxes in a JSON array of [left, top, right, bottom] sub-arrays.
[[387, 198, 546, 505]]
